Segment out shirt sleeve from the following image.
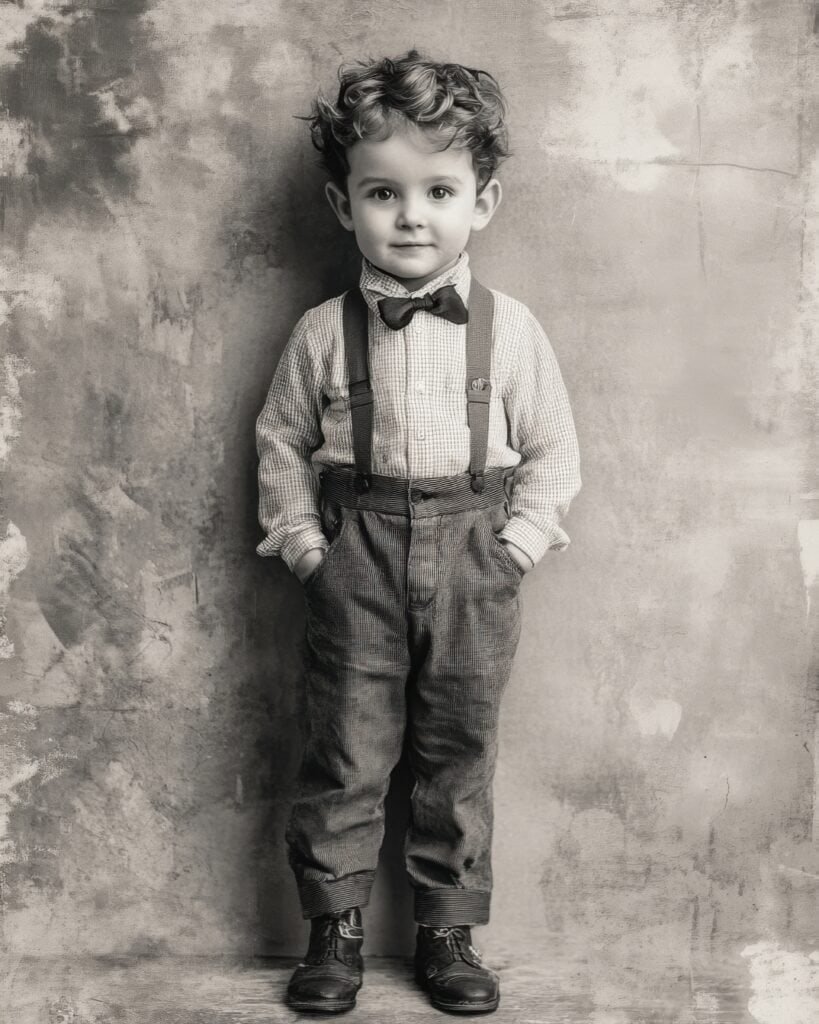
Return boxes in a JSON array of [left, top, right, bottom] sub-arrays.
[[498, 310, 582, 566], [255, 311, 329, 571]]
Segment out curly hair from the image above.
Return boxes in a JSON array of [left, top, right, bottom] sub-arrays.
[[306, 50, 509, 192]]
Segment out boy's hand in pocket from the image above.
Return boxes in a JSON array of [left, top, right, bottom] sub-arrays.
[[501, 539, 533, 574], [294, 548, 326, 583]]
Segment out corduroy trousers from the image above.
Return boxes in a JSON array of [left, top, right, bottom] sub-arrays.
[[286, 467, 524, 927]]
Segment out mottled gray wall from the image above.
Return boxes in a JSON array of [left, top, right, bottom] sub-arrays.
[[0, 0, 816, 999]]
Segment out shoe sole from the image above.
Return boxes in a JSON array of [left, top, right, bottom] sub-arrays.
[[286, 996, 358, 1013], [428, 996, 500, 1015]]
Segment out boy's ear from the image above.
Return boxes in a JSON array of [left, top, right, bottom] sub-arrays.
[[325, 181, 355, 232], [471, 178, 502, 232]]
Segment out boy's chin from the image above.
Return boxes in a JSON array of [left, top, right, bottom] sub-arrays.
[[367, 253, 460, 288]]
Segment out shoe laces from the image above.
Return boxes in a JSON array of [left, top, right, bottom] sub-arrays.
[[306, 914, 362, 965], [428, 926, 483, 964]]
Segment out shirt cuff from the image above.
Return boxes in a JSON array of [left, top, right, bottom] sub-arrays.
[[257, 525, 328, 573], [498, 518, 571, 568]]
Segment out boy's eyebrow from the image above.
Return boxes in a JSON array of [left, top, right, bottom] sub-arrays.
[[354, 174, 466, 189], [354, 177, 398, 188]]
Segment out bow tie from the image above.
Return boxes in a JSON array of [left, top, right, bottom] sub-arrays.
[[377, 284, 469, 331]]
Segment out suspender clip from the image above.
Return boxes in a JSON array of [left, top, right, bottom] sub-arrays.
[[467, 378, 491, 404], [354, 472, 372, 494], [470, 472, 485, 494]]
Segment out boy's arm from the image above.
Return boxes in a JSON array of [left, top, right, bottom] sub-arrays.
[[255, 312, 329, 572], [499, 310, 581, 567]]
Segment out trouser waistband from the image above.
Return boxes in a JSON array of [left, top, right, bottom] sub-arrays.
[[318, 466, 513, 517]]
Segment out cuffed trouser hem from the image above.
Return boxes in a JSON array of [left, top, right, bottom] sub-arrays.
[[414, 888, 491, 927], [297, 869, 376, 919]]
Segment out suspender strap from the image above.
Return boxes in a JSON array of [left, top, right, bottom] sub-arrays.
[[342, 288, 373, 492], [342, 279, 495, 492], [465, 280, 494, 492]]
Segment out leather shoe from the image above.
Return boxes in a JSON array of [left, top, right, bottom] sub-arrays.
[[287, 906, 364, 1013], [415, 925, 500, 1014]]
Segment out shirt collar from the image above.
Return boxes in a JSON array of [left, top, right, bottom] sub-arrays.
[[358, 252, 472, 314]]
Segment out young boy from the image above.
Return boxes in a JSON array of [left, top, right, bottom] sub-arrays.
[[256, 50, 581, 1015]]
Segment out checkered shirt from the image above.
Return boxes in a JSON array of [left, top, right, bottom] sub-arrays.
[[255, 252, 581, 571]]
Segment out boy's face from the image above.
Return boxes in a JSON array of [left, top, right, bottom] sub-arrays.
[[325, 125, 502, 291]]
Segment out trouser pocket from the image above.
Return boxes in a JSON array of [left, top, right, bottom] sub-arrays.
[[484, 500, 525, 578], [302, 501, 349, 590]]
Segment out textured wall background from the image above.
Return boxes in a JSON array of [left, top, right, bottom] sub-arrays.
[[0, 0, 816, 1008]]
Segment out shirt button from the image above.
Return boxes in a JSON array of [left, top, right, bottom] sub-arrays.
[[417, 381, 426, 393], [410, 488, 424, 503], [416, 430, 425, 440]]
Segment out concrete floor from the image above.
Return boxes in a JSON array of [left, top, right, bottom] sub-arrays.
[[4, 950, 762, 1024]]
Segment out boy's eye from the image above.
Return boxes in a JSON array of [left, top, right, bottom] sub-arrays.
[[429, 186, 453, 200], [372, 188, 394, 201]]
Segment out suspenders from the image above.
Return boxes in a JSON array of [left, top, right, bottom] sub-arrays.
[[342, 289, 374, 490], [342, 281, 495, 494], [464, 281, 494, 493]]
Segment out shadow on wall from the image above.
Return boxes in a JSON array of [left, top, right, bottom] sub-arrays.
[[0, 0, 412, 956]]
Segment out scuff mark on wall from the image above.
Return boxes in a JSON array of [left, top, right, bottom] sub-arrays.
[[70, 760, 175, 884], [0, 263, 64, 325], [0, 5, 156, 215], [0, 757, 40, 866], [628, 695, 683, 739], [0, 700, 76, 868], [0, 2, 82, 67], [742, 942, 819, 1024], [0, 524, 29, 659], [89, 88, 157, 139], [138, 273, 202, 366], [797, 520, 819, 616], [0, 114, 32, 178], [541, 4, 797, 192], [0, 354, 33, 466], [542, 15, 686, 190]]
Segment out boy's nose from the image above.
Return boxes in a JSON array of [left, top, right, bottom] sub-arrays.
[[396, 200, 426, 229]]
